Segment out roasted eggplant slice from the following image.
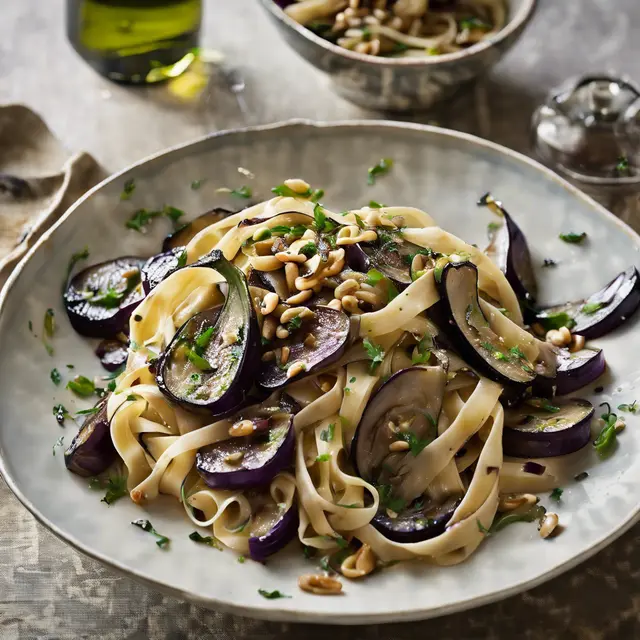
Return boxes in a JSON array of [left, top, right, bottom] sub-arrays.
[[162, 208, 234, 251], [258, 306, 350, 391], [433, 262, 536, 386], [536, 267, 640, 339], [503, 397, 594, 458], [63, 257, 146, 338], [535, 347, 605, 397], [196, 407, 295, 490], [480, 193, 537, 305], [64, 397, 116, 477], [141, 247, 184, 293], [157, 250, 259, 415], [248, 500, 299, 562], [371, 496, 461, 543], [95, 339, 128, 372]]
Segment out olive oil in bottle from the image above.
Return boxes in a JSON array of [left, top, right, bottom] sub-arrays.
[[66, 0, 202, 84]]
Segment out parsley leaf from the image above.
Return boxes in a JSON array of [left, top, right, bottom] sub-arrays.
[[52, 435, 64, 456], [131, 519, 170, 548], [231, 185, 252, 199], [299, 242, 317, 258], [368, 200, 385, 208], [581, 301, 604, 315], [288, 315, 303, 332], [313, 203, 331, 233], [310, 188, 324, 203], [50, 368, 61, 386], [593, 402, 619, 456], [76, 406, 101, 416], [363, 337, 385, 373], [542, 258, 557, 267], [53, 403, 71, 426], [377, 484, 406, 513], [559, 232, 587, 244], [477, 519, 491, 536], [615, 155, 630, 176], [66, 375, 96, 397], [271, 184, 311, 198], [189, 531, 223, 550], [190, 179, 203, 190], [120, 179, 135, 200], [258, 589, 291, 600], [316, 453, 331, 462], [536, 311, 576, 332], [126, 205, 184, 232], [618, 401, 638, 414], [177, 250, 188, 268], [320, 423, 335, 442], [396, 430, 433, 456], [90, 475, 128, 505], [550, 488, 563, 502], [367, 158, 393, 185]]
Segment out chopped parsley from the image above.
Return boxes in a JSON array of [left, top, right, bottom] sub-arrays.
[[76, 406, 101, 416], [477, 519, 491, 536], [320, 423, 335, 442], [581, 301, 604, 315], [487, 221, 502, 235], [363, 337, 385, 373], [368, 200, 385, 208], [367, 158, 393, 185], [411, 334, 432, 365], [316, 453, 331, 462], [258, 589, 291, 600], [313, 203, 334, 233], [310, 188, 324, 203], [66, 375, 96, 397], [126, 205, 184, 232], [299, 242, 318, 258], [615, 155, 630, 176], [343, 386, 351, 395], [349, 376, 356, 383], [536, 311, 576, 332], [509, 345, 527, 360], [542, 259, 557, 267], [618, 401, 638, 414], [559, 231, 587, 244], [89, 475, 128, 505], [353, 213, 366, 230], [395, 430, 433, 456], [131, 519, 170, 548], [593, 402, 618, 456], [43, 308, 56, 353], [194, 326, 215, 351], [190, 179, 203, 190], [64, 247, 89, 291], [177, 250, 188, 268], [271, 183, 311, 198], [189, 531, 223, 550], [459, 16, 491, 30], [287, 315, 303, 332], [490, 504, 547, 534], [377, 484, 406, 513], [550, 488, 563, 502], [120, 179, 135, 200], [50, 368, 61, 386], [231, 185, 252, 199], [53, 404, 71, 426], [527, 398, 561, 413], [52, 435, 65, 456], [186, 349, 213, 370]]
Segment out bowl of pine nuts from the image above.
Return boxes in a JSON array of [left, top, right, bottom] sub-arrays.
[[261, 0, 536, 112]]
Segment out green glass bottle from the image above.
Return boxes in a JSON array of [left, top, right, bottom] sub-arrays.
[[67, 0, 202, 84]]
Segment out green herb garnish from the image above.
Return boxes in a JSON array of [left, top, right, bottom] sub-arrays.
[[66, 375, 96, 397], [615, 155, 630, 176], [313, 203, 332, 233], [550, 488, 563, 502], [120, 179, 135, 200], [367, 158, 393, 185], [258, 589, 291, 600], [44, 308, 55, 339], [299, 242, 318, 258], [189, 531, 223, 550], [316, 453, 331, 462], [490, 504, 547, 533], [231, 185, 252, 199], [271, 184, 311, 198], [477, 519, 491, 536], [194, 326, 215, 351], [287, 315, 303, 332], [89, 475, 128, 505], [50, 368, 61, 386], [536, 311, 576, 331], [559, 232, 587, 244], [132, 519, 170, 548], [64, 247, 89, 292], [126, 205, 184, 232], [363, 337, 385, 373], [581, 301, 604, 315], [618, 401, 638, 413], [186, 349, 213, 370], [459, 16, 491, 30], [593, 402, 618, 456], [53, 403, 71, 426], [377, 484, 406, 513], [368, 200, 385, 208], [320, 423, 335, 442], [177, 250, 188, 268], [76, 406, 100, 416], [310, 188, 324, 203], [396, 430, 433, 456], [190, 179, 203, 190], [52, 435, 64, 456], [487, 221, 502, 235]]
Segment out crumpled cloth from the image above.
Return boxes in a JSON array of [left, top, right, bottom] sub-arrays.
[[0, 104, 104, 289]]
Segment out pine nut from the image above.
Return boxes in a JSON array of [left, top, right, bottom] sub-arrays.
[[298, 574, 343, 595], [327, 299, 343, 311], [280, 345, 290, 365], [373, 8, 387, 20], [280, 306, 315, 324], [545, 329, 566, 347], [348, 0, 359, 9], [222, 331, 238, 346], [369, 38, 381, 56], [344, 6, 355, 18], [388, 16, 403, 30], [276, 326, 290, 340], [229, 419, 255, 437], [260, 292, 279, 316], [275, 251, 307, 264], [569, 334, 585, 353], [498, 493, 538, 512], [389, 440, 410, 452], [559, 326, 572, 343], [363, 15, 380, 26], [342, 295, 361, 314], [283, 178, 311, 195], [354, 290, 379, 305], [386, 508, 398, 519], [615, 419, 626, 433], [285, 289, 313, 305], [346, 16, 362, 27], [334, 278, 360, 300], [539, 512, 559, 539], [345, 27, 364, 38], [319, 381, 333, 393], [340, 543, 376, 579], [261, 350, 275, 362], [225, 451, 244, 465], [262, 316, 277, 341], [285, 262, 299, 292], [287, 362, 307, 379], [391, 215, 405, 227], [304, 333, 317, 348]]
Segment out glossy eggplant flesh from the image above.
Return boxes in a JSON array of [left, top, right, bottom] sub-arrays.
[[141, 247, 184, 293], [258, 306, 350, 391], [95, 339, 128, 372], [64, 397, 116, 477], [162, 208, 234, 251], [435, 262, 536, 385], [536, 267, 640, 339], [195, 411, 294, 489], [371, 495, 461, 543], [247, 490, 299, 561], [481, 194, 538, 304], [353, 367, 446, 492], [503, 397, 594, 458], [64, 257, 146, 338]]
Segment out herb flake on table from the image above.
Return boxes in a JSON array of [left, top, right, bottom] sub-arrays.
[[190, 179, 203, 190], [66, 375, 96, 397], [89, 475, 128, 505], [593, 402, 619, 456], [131, 519, 170, 548], [189, 531, 223, 550], [53, 403, 71, 426], [50, 368, 62, 386], [559, 231, 587, 244], [126, 205, 184, 232], [367, 158, 393, 185], [618, 400, 638, 413], [43, 308, 56, 355], [542, 258, 557, 267], [52, 435, 64, 455], [258, 589, 291, 600], [230, 185, 252, 199], [120, 179, 135, 200], [550, 487, 563, 502]]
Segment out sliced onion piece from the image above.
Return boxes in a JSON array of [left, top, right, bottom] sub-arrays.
[[503, 397, 594, 458], [63, 257, 146, 338], [64, 397, 116, 477]]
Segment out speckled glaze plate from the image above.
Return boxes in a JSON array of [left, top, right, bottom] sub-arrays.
[[1, 121, 639, 624]]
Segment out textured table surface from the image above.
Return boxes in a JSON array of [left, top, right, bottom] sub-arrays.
[[1, 0, 640, 638]]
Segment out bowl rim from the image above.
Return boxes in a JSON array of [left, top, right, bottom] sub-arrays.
[[1, 119, 640, 624], [259, 0, 537, 67]]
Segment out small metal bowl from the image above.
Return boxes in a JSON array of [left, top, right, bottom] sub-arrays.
[[259, 0, 536, 113]]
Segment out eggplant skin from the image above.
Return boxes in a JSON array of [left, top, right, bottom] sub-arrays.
[[162, 208, 235, 252], [248, 505, 299, 562], [64, 397, 116, 477], [534, 347, 605, 397], [141, 248, 184, 293]]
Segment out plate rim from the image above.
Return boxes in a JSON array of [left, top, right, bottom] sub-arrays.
[[1, 119, 639, 624]]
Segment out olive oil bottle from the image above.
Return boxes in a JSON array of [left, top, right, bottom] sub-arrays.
[[67, 0, 202, 84]]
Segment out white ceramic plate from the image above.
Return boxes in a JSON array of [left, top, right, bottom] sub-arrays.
[[1, 121, 639, 624]]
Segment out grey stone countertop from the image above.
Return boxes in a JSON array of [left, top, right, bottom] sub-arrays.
[[1, 0, 639, 638]]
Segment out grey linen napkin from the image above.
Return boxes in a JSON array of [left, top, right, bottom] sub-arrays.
[[0, 104, 104, 289]]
